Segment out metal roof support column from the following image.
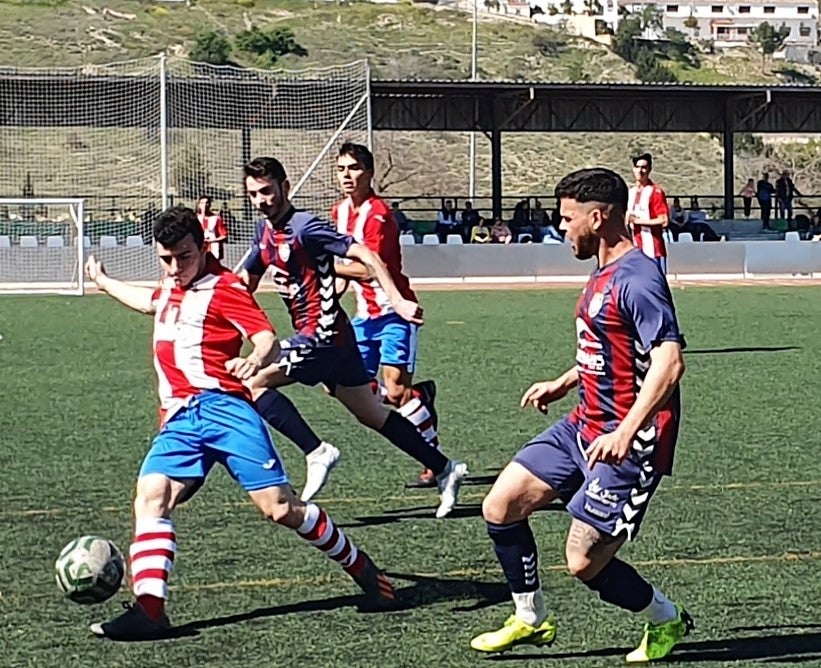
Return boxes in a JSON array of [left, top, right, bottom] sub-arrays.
[[491, 127, 502, 219], [723, 99, 735, 220], [241, 126, 253, 225]]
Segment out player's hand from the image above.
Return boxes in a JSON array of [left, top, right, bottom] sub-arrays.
[[520, 380, 567, 414], [393, 298, 424, 325], [85, 255, 107, 288], [225, 356, 261, 381], [584, 430, 632, 469]]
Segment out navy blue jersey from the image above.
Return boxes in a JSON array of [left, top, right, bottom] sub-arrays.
[[568, 248, 685, 474], [244, 207, 355, 346]]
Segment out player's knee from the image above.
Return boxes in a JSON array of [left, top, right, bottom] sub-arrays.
[[134, 475, 173, 518], [564, 547, 595, 580], [251, 487, 302, 528], [482, 491, 514, 525], [383, 383, 410, 408]]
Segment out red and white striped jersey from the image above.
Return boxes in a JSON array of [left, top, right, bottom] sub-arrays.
[[628, 183, 668, 259], [198, 213, 228, 259], [331, 191, 416, 320], [151, 258, 273, 423]]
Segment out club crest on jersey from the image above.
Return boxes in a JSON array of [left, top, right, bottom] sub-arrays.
[[588, 292, 605, 318], [277, 243, 290, 263]]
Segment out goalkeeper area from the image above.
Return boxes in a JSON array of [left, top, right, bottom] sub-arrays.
[[0, 286, 819, 667]]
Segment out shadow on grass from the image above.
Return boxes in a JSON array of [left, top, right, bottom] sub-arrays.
[[173, 570, 510, 636], [687, 346, 800, 355], [484, 628, 821, 664], [337, 501, 565, 528]]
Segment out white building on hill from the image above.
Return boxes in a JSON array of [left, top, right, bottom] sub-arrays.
[[619, 0, 819, 47]]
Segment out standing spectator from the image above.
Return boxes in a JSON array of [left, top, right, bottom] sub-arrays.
[[627, 153, 669, 273], [196, 196, 228, 260], [435, 199, 460, 243], [775, 170, 803, 229], [756, 172, 776, 230], [739, 178, 756, 219], [461, 201, 481, 242]]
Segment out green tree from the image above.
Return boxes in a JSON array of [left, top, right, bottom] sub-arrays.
[[748, 21, 791, 69], [234, 27, 308, 66], [561, 0, 573, 15], [190, 30, 232, 65]]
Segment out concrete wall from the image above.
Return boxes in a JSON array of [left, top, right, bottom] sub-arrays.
[[2, 240, 821, 289]]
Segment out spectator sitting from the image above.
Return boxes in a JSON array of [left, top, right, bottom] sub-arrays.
[[491, 217, 513, 244], [808, 208, 821, 240], [391, 201, 412, 234], [461, 201, 481, 242], [470, 218, 492, 244], [667, 197, 686, 241], [685, 198, 721, 242], [435, 199, 460, 243]]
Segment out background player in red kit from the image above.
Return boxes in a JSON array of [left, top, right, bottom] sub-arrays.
[[196, 196, 228, 261], [84, 206, 394, 641], [239, 157, 467, 519], [470, 168, 692, 662], [332, 143, 441, 486], [627, 153, 669, 274]]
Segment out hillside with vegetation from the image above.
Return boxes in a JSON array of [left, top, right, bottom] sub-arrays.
[[1, 0, 820, 203]]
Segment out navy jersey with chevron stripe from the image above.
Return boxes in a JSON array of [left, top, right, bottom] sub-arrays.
[[568, 248, 685, 475], [244, 207, 355, 348]]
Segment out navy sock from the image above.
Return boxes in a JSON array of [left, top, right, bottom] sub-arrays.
[[378, 412, 448, 474], [582, 557, 653, 612], [487, 520, 539, 593], [254, 389, 322, 456]]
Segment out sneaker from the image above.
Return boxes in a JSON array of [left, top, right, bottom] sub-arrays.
[[470, 614, 557, 653], [300, 442, 340, 502], [89, 601, 170, 641], [348, 552, 398, 611], [435, 460, 468, 518], [625, 605, 694, 663]]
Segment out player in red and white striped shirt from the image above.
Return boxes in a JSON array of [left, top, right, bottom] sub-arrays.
[[332, 143, 443, 487], [627, 153, 669, 274], [196, 196, 228, 260], [84, 206, 394, 642]]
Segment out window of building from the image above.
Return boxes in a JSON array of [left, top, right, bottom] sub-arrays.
[[711, 4, 722, 12], [738, 5, 750, 13], [737, 27, 749, 35], [716, 26, 729, 35], [666, 4, 679, 11], [798, 6, 810, 14], [800, 25, 812, 36], [763, 6, 775, 13]]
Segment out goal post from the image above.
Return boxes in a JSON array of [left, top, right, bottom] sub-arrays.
[[0, 198, 86, 295]]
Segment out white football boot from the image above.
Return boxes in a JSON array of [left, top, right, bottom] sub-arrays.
[[435, 460, 468, 518], [300, 442, 341, 502]]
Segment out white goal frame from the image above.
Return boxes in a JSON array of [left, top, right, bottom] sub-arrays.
[[0, 197, 86, 296]]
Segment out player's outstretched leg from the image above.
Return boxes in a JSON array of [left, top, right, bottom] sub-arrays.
[[336, 383, 467, 518], [90, 473, 188, 641], [470, 463, 557, 653], [254, 388, 341, 502], [249, 484, 397, 610]]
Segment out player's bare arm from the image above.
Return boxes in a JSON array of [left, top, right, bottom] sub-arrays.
[[334, 259, 372, 281], [520, 367, 579, 413], [585, 340, 684, 468], [225, 329, 279, 381], [630, 213, 668, 228], [85, 256, 156, 315], [344, 242, 423, 325], [238, 268, 263, 295]]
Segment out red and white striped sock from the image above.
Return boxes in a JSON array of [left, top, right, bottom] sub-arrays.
[[398, 394, 440, 449], [129, 517, 176, 620], [297, 503, 366, 575]]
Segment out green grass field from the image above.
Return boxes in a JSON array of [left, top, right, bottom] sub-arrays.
[[0, 287, 820, 667]]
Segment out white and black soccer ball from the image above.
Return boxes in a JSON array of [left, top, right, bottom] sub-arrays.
[[55, 535, 125, 605]]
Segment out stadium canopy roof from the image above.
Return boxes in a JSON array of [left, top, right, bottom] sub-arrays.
[[2, 74, 820, 216]]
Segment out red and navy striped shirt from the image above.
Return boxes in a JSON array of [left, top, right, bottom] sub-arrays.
[[568, 248, 685, 475], [243, 207, 355, 348]]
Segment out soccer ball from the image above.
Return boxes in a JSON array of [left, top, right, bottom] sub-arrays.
[[55, 535, 125, 604]]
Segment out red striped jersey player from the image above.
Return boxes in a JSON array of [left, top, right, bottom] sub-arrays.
[[627, 153, 669, 274]]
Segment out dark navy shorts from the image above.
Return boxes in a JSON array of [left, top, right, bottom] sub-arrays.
[[276, 336, 371, 390], [513, 416, 663, 541]]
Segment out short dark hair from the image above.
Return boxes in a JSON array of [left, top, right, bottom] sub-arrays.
[[554, 167, 629, 213], [153, 205, 204, 248], [632, 152, 653, 169], [338, 142, 374, 172], [243, 157, 288, 185]]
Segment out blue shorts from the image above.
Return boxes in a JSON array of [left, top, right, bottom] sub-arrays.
[[277, 336, 371, 389], [140, 391, 289, 492], [352, 313, 419, 378], [513, 416, 663, 541]]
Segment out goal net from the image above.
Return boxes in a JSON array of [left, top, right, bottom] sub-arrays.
[[0, 57, 370, 285], [0, 198, 86, 295]]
